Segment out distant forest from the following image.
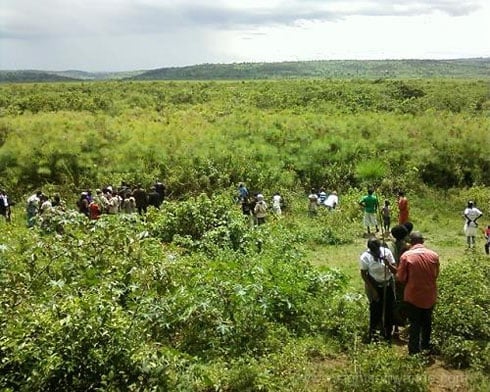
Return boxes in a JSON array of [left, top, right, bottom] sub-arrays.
[[1, 58, 489, 83]]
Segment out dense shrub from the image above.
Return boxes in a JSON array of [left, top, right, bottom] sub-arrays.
[[433, 254, 490, 370], [0, 80, 489, 198], [0, 195, 357, 390]]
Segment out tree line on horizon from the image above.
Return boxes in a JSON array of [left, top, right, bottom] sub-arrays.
[[1, 58, 489, 83]]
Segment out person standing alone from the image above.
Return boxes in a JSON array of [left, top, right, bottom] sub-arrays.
[[395, 231, 439, 355], [463, 201, 483, 249], [484, 225, 490, 255], [0, 189, 11, 222], [397, 191, 409, 225]]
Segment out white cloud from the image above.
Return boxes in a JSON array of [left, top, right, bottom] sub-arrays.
[[0, 0, 488, 70]]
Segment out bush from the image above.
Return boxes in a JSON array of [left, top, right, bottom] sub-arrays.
[[0, 199, 357, 390], [432, 254, 490, 370]]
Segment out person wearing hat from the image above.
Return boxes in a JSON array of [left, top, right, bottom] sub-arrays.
[[308, 188, 319, 217], [254, 193, 267, 225], [389, 231, 439, 355], [463, 201, 483, 249]]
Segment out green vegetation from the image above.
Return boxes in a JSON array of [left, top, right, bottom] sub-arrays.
[[0, 78, 489, 390], [0, 79, 488, 200], [132, 58, 490, 81], [1, 58, 489, 83]]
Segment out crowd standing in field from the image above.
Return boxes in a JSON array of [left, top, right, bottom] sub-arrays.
[[20, 180, 166, 228], [1, 180, 489, 359], [306, 188, 338, 217]]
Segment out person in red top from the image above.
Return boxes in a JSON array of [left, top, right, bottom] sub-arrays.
[[484, 225, 490, 255], [88, 200, 101, 220], [397, 190, 409, 225], [394, 231, 439, 355]]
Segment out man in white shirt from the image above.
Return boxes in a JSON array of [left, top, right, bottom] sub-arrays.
[[26, 190, 42, 227], [0, 189, 10, 222], [271, 193, 282, 216]]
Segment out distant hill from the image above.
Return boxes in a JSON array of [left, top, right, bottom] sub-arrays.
[[0, 69, 146, 83], [54, 70, 147, 80], [1, 58, 489, 83], [0, 70, 80, 83], [130, 58, 490, 80]]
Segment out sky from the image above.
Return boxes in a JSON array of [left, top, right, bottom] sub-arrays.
[[1, 0, 489, 72]]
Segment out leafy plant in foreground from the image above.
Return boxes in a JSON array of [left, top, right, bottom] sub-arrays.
[[432, 254, 490, 370], [331, 344, 428, 392]]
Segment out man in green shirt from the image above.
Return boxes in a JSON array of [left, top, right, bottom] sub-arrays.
[[359, 188, 379, 234]]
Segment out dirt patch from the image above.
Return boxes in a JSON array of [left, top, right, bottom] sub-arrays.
[[426, 359, 468, 392]]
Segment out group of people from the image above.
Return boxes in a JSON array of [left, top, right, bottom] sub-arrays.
[[238, 183, 340, 226], [237, 183, 283, 226], [359, 191, 488, 356], [23, 180, 166, 227], [359, 188, 410, 235], [308, 188, 339, 216], [25, 190, 65, 227], [360, 223, 440, 356], [359, 186, 488, 253]]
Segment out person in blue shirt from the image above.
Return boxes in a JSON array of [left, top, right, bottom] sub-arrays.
[[238, 183, 249, 203]]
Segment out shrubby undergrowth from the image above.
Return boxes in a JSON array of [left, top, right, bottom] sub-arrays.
[[0, 193, 367, 391], [332, 344, 428, 392], [433, 253, 490, 371], [0, 80, 489, 199], [1, 188, 488, 390], [0, 78, 488, 390]]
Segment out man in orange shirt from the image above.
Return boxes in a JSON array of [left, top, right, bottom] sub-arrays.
[[395, 231, 439, 355]]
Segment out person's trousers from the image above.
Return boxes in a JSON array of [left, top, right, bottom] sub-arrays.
[[369, 283, 394, 341], [406, 302, 433, 354]]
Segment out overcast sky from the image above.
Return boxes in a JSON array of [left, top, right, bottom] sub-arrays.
[[1, 0, 489, 72]]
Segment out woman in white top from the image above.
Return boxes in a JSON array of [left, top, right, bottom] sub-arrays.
[[463, 200, 483, 249], [271, 193, 282, 215]]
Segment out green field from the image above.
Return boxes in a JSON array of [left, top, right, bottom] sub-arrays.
[[0, 79, 489, 391]]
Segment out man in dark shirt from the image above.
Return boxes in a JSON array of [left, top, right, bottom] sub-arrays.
[[147, 186, 161, 209], [132, 184, 148, 215], [154, 180, 166, 204]]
